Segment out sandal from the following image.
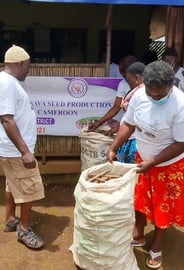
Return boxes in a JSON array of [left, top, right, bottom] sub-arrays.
[[4, 217, 20, 232], [131, 239, 146, 247], [16, 225, 44, 249], [146, 249, 162, 269]]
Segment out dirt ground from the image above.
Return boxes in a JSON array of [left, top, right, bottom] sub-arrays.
[[0, 174, 184, 270]]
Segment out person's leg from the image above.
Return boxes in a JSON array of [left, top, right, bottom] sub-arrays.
[[151, 226, 165, 251], [4, 157, 45, 248], [17, 201, 44, 249], [19, 201, 33, 230], [1, 163, 19, 231], [4, 183, 19, 232], [132, 210, 147, 245], [146, 226, 165, 268], [5, 191, 16, 222], [16, 200, 45, 249]]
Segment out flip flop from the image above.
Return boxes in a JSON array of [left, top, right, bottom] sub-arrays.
[[131, 239, 146, 247], [146, 249, 162, 269]]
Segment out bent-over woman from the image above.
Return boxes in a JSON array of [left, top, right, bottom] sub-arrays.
[[108, 61, 184, 269]]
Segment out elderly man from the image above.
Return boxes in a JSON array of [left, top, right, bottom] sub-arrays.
[[0, 45, 45, 249]]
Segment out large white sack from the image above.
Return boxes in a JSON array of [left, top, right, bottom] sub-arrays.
[[70, 161, 140, 270], [79, 129, 113, 171]]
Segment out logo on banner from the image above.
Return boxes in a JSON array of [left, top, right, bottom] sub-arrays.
[[68, 79, 88, 98]]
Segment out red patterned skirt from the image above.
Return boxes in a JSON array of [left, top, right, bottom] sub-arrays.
[[135, 153, 184, 228]]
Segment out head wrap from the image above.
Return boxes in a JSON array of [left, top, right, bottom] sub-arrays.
[[4, 45, 30, 63]]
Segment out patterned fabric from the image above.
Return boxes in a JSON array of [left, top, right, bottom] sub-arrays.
[[120, 83, 144, 112], [117, 138, 136, 163], [135, 153, 184, 228]]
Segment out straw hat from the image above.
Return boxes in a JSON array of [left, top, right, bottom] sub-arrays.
[[4, 45, 30, 63]]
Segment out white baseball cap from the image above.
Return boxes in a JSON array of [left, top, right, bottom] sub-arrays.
[[4, 44, 30, 63]]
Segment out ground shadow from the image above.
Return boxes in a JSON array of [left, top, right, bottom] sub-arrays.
[[134, 225, 184, 270], [30, 209, 71, 252], [162, 226, 184, 270], [36, 181, 76, 207]]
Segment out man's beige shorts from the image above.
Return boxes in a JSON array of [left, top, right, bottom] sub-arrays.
[[0, 157, 45, 204]]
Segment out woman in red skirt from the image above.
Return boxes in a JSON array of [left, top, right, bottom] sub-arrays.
[[108, 60, 184, 269]]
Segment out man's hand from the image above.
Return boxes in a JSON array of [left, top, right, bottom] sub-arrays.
[[22, 151, 36, 169]]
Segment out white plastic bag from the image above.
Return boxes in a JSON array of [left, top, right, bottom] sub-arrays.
[[79, 129, 113, 171], [70, 161, 140, 270]]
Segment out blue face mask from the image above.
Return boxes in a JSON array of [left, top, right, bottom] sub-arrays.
[[147, 91, 171, 106]]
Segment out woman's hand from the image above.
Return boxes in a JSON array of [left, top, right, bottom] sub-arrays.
[[107, 149, 117, 164], [136, 160, 155, 173], [87, 122, 99, 132]]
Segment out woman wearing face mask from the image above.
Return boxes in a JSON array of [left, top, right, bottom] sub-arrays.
[[107, 61, 184, 269]]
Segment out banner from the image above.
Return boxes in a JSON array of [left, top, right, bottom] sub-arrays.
[[24, 77, 124, 136]]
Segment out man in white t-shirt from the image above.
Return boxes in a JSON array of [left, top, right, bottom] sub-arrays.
[[100, 51, 122, 78], [0, 45, 44, 249], [109, 62, 122, 77]]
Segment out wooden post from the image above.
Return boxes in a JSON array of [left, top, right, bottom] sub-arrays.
[[166, 6, 184, 65], [105, 4, 112, 77]]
